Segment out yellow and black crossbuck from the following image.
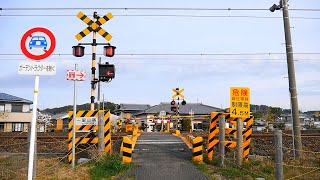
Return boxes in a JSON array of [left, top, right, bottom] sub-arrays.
[[75, 11, 113, 41]]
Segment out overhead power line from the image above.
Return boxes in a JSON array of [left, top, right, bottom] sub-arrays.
[[1, 52, 320, 56], [1, 7, 320, 12], [1, 14, 320, 20]]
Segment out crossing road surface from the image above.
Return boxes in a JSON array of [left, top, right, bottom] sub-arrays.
[[126, 132, 208, 180]]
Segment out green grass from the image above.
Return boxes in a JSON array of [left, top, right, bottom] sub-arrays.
[[90, 154, 133, 180]]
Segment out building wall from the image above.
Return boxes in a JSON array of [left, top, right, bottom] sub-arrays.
[[6, 112, 32, 123]]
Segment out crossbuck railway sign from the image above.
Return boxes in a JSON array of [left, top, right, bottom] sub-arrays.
[[172, 88, 185, 99], [75, 11, 113, 41]]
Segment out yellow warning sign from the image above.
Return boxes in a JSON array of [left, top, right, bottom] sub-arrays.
[[230, 87, 250, 118]]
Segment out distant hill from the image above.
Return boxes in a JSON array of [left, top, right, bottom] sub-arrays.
[[41, 102, 118, 115]]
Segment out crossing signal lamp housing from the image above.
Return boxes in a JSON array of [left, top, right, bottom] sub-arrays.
[[104, 44, 116, 57], [171, 100, 176, 106], [181, 99, 186, 105], [99, 63, 115, 82], [171, 106, 177, 112], [72, 45, 85, 57]]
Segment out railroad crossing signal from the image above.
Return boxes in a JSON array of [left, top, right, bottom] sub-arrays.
[[75, 11, 113, 41], [172, 88, 184, 99]]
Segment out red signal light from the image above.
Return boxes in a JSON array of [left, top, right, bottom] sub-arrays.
[[171, 100, 176, 106]]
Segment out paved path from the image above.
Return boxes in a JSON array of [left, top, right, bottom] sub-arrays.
[[126, 132, 208, 180]]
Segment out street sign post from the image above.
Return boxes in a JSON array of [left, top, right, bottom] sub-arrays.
[[67, 70, 86, 81], [20, 27, 56, 180], [230, 87, 250, 118]]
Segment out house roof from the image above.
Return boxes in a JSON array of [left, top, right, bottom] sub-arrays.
[[135, 102, 222, 115], [0, 92, 32, 104], [115, 104, 151, 111], [50, 113, 69, 120]]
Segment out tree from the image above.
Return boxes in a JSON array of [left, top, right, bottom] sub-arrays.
[[181, 118, 191, 131], [252, 112, 263, 119]]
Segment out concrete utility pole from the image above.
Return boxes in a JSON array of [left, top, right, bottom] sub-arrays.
[[281, 0, 302, 158]]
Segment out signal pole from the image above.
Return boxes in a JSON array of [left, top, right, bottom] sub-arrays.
[[90, 12, 98, 111]]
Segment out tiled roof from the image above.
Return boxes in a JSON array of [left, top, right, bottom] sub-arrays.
[[116, 104, 151, 111], [135, 102, 222, 115], [0, 92, 32, 104]]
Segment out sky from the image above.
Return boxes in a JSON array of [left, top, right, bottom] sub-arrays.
[[0, 0, 320, 111]]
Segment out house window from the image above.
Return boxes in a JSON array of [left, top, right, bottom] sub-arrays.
[[0, 104, 4, 112], [0, 123, 4, 132], [12, 123, 24, 132], [12, 105, 23, 112]]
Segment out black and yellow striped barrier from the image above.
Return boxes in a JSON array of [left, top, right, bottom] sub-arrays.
[[192, 137, 203, 162], [67, 110, 111, 163], [242, 116, 253, 162], [122, 136, 133, 163]]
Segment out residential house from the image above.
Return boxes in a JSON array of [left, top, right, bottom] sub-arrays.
[[114, 104, 151, 121], [48, 113, 69, 132], [134, 102, 221, 132], [0, 93, 32, 132]]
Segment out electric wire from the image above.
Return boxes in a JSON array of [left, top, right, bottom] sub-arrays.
[[1, 7, 320, 12], [1, 14, 320, 19], [1, 52, 320, 56]]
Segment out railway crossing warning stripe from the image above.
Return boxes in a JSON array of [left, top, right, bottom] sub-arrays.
[[67, 110, 111, 163], [192, 137, 203, 162], [122, 136, 133, 163], [242, 116, 253, 161], [75, 11, 113, 41]]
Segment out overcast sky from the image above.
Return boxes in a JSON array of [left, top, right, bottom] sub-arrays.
[[0, 0, 320, 111]]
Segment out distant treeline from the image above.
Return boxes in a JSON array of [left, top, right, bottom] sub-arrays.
[[41, 102, 118, 115]]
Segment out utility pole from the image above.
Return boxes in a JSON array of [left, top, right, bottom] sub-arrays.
[[281, 0, 302, 158], [270, 0, 302, 158]]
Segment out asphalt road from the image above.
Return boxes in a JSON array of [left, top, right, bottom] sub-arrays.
[[125, 132, 208, 180]]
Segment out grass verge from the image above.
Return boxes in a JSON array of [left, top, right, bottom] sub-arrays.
[[90, 154, 133, 180]]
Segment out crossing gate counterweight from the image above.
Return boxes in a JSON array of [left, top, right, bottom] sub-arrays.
[[68, 110, 111, 163]]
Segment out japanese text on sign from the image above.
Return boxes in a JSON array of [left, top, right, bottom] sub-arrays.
[[230, 87, 250, 118], [76, 117, 98, 126], [18, 62, 56, 75]]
